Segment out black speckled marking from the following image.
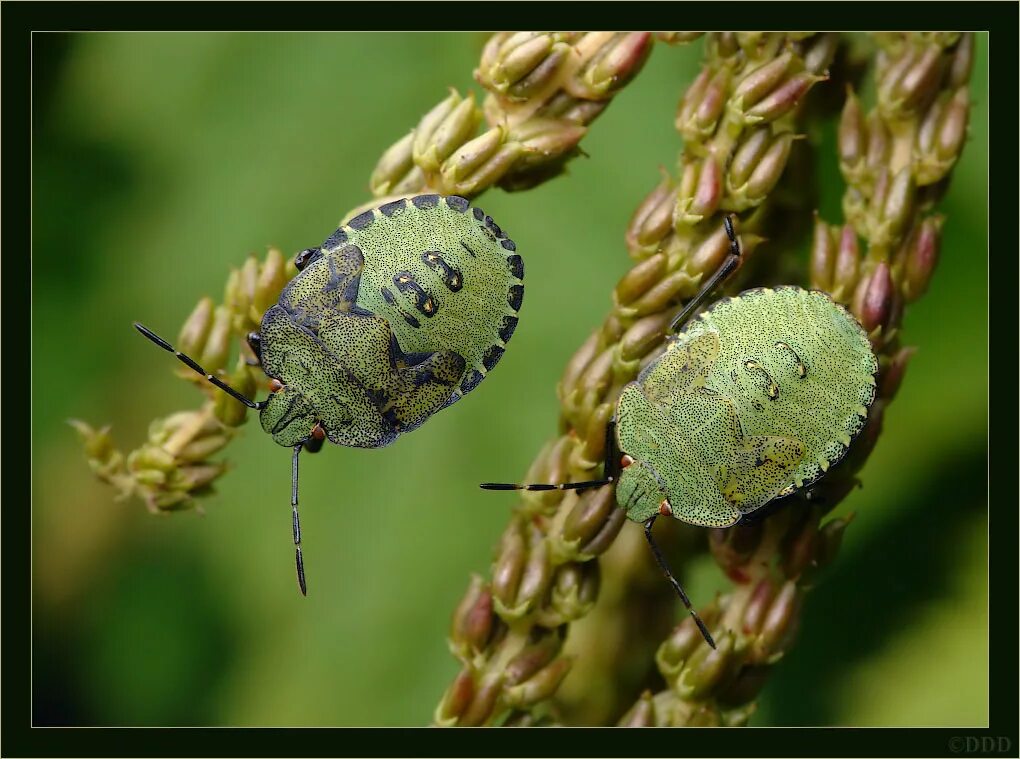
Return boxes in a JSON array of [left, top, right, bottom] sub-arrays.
[[460, 369, 484, 394], [446, 195, 469, 212], [412, 194, 439, 209], [508, 284, 524, 312], [479, 226, 497, 243], [485, 216, 504, 238], [507, 254, 524, 280], [472, 207, 485, 221], [349, 210, 375, 230], [379, 199, 407, 217], [422, 251, 464, 292], [482, 345, 504, 371], [393, 271, 438, 318], [460, 240, 478, 258], [499, 315, 518, 344], [322, 228, 347, 249], [381, 286, 421, 328], [501, 238, 517, 252]]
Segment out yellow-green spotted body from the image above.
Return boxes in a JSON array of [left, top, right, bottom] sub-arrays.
[[615, 286, 878, 527], [259, 194, 523, 448]]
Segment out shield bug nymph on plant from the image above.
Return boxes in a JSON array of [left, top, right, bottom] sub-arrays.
[[482, 217, 878, 648], [136, 194, 524, 595]]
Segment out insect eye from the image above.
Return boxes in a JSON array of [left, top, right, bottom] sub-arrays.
[[294, 247, 322, 271]]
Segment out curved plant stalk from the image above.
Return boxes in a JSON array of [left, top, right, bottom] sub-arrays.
[[73, 32, 653, 514], [438, 32, 842, 727]]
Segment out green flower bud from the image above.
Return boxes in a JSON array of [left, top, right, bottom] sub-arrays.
[[504, 629, 563, 686], [177, 297, 214, 359], [450, 574, 495, 658], [503, 656, 572, 708], [370, 131, 417, 197], [625, 181, 677, 259], [434, 666, 475, 725]]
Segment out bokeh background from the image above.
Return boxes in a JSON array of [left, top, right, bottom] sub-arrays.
[[33, 33, 988, 727]]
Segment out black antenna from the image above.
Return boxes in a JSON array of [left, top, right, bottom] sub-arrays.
[[133, 322, 262, 409], [669, 215, 743, 332], [643, 516, 717, 649], [291, 444, 307, 596]]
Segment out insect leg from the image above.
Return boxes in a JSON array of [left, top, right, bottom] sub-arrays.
[[643, 516, 717, 649], [479, 419, 619, 492], [134, 322, 263, 410], [292, 444, 307, 596], [669, 215, 743, 332]]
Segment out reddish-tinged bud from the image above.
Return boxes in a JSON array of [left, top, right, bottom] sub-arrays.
[[491, 523, 526, 615], [744, 72, 823, 124], [937, 88, 970, 164], [755, 581, 801, 659], [743, 132, 796, 203], [509, 118, 587, 172], [880, 167, 917, 244], [730, 52, 793, 112], [855, 261, 895, 333], [578, 505, 627, 557], [626, 181, 677, 258], [675, 156, 722, 225], [450, 575, 495, 657], [780, 511, 821, 580], [741, 579, 776, 636], [864, 112, 891, 176], [457, 673, 503, 726], [434, 666, 475, 725], [503, 656, 573, 708], [504, 631, 563, 686], [580, 32, 653, 97], [560, 485, 617, 547], [729, 127, 771, 189], [677, 67, 730, 141], [902, 216, 942, 301]]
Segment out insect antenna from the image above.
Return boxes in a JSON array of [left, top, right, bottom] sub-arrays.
[[643, 515, 717, 649], [291, 444, 308, 596], [134, 322, 263, 409], [669, 215, 743, 332], [480, 421, 619, 493], [480, 479, 613, 492]]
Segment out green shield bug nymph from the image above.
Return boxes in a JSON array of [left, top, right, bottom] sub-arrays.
[[483, 217, 878, 648], [135, 194, 524, 595]]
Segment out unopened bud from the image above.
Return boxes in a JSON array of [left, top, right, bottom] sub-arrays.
[[576, 32, 652, 98], [504, 630, 562, 686], [178, 297, 214, 358], [854, 261, 895, 334], [626, 181, 677, 258], [440, 127, 521, 196], [503, 656, 572, 708], [675, 630, 735, 698], [370, 131, 417, 197], [450, 575, 495, 657], [838, 89, 867, 183], [677, 67, 730, 141], [434, 667, 475, 725], [675, 156, 722, 225], [754, 580, 800, 661], [901, 216, 942, 301], [730, 53, 793, 113], [744, 72, 824, 124]]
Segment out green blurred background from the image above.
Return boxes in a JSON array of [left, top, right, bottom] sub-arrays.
[[32, 33, 988, 727]]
